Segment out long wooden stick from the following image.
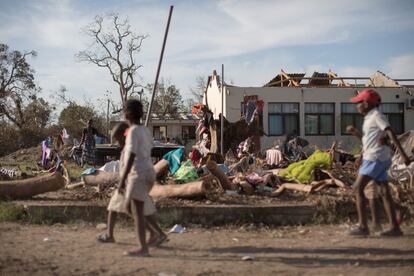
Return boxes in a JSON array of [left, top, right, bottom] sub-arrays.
[[145, 6, 174, 126]]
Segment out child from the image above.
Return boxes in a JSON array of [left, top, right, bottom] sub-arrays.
[[347, 89, 411, 236], [97, 122, 167, 246], [346, 130, 382, 233], [119, 99, 166, 256]]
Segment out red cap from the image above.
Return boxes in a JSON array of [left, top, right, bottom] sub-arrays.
[[350, 89, 381, 105]]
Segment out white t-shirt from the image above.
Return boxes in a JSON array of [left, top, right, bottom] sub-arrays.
[[123, 125, 154, 175], [362, 108, 391, 161]]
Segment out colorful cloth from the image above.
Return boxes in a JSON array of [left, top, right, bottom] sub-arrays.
[[174, 160, 199, 184], [190, 149, 202, 166], [279, 150, 333, 184], [81, 167, 97, 176], [266, 149, 283, 166], [163, 147, 185, 174], [41, 140, 51, 168]]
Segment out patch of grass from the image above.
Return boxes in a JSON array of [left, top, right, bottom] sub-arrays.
[[0, 201, 26, 222], [65, 161, 84, 180]]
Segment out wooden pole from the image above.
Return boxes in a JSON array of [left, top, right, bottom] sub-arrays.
[[220, 64, 224, 155], [106, 98, 110, 140], [145, 6, 174, 126]]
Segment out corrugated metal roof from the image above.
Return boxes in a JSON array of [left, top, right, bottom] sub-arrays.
[[264, 73, 305, 87], [308, 72, 331, 86]]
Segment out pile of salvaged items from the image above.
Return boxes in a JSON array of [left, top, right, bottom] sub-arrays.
[[77, 139, 353, 201], [1, 120, 413, 203]]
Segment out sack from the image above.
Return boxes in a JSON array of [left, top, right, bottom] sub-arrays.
[[107, 190, 128, 213]]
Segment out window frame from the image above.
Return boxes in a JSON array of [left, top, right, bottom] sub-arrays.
[[304, 102, 335, 136], [153, 125, 167, 140], [182, 125, 196, 140], [380, 102, 405, 135], [340, 103, 363, 136], [267, 102, 300, 136]]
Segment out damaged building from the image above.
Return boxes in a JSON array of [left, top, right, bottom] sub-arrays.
[[204, 69, 414, 151]]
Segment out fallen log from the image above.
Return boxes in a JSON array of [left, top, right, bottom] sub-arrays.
[[271, 183, 312, 197], [206, 160, 235, 190], [0, 172, 66, 199], [239, 180, 255, 195], [83, 161, 170, 191], [82, 171, 119, 192], [150, 175, 223, 199], [65, 182, 85, 190], [321, 169, 346, 188], [154, 159, 170, 179]]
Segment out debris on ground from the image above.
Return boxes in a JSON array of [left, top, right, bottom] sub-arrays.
[[168, 224, 186, 234], [0, 111, 413, 224]]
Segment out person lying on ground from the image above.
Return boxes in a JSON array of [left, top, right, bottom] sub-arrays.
[[118, 99, 167, 257], [98, 122, 167, 248], [347, 89, 412, 237]]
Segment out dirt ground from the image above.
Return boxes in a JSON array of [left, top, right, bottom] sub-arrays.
[[1, 222, 413, 276]]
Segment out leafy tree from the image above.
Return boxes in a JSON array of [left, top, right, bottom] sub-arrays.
[[0, 120, 19, 156], [145, 80, 185, 117], [58, 103, 106, 140], [0, 43, 48, 128], [77, 14, 147, 108], [0, 43, 52, 148]]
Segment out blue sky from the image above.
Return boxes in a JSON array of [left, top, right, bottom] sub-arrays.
[[1, 0, 414, 107]]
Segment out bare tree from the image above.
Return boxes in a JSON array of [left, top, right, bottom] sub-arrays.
[[76, 14, 147, 108], [189, 76, 206, 103]]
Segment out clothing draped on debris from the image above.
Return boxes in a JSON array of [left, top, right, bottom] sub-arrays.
[[163, 147, 185, 174], [266, 149, 283, 166], [174, 160, 199, 184], [279, 150, 333, 184]]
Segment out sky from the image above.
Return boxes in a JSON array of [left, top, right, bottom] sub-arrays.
[[1, 0, 414, 107]]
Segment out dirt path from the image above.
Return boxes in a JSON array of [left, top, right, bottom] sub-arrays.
[[1, 222, 414, 276]]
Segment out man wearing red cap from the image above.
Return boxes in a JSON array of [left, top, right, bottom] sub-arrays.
[[346, 89, 411, 236]]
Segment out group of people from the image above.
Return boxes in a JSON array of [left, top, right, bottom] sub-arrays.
[[91, 88, 411, 257]]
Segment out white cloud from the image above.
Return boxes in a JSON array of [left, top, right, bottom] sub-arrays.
[[387, 54, 414, 79], [1, 0, 413, 105]]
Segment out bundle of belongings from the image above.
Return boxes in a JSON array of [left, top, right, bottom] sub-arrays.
[[279, 150, 332, 184], [243, 95, 264, 126]]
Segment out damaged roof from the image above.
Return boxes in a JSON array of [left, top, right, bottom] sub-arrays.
[[264, 72, 305, 87]]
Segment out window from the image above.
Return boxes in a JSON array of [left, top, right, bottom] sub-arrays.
[[153, 126, 167, 140], [268, 103, 299, 136], [305, 103, 335, 135], [341, 103, 404, 135], [380, 103, 404, 134], [341, 103, 363, 135], [182, 125, 196, 140]]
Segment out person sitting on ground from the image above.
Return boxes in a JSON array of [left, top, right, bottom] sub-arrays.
[[283, 129, 298, 154], [98, 122, 167, 247], [347, 89, 412, 237], [118, 99, 167, 256]]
